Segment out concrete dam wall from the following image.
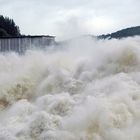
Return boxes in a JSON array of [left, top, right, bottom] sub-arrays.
[[0, 35, 55, 53]]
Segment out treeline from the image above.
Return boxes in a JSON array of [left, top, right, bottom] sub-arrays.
[[0, 15, 21, 37], [98, 26, 140, 39]]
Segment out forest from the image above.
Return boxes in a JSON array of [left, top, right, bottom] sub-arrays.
[[0, 15, 21, 37], [98, 26, 140, 39]]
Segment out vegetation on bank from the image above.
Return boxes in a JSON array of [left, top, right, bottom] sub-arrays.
[[0, 15, 21, 37], [98, 26, 140, 39]]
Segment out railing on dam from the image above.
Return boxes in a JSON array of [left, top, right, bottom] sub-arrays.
[[0, 35, 55, 53]]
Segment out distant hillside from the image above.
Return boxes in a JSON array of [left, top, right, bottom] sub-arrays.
[[98, 26, 140, 39], [0, 15, 21, 37]]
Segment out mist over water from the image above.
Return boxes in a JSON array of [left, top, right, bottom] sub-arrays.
[[0, 36, 140, 140]]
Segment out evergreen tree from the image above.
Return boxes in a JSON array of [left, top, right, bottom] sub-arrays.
[[0, 15, 21, 37], [98, 26, 140, 39]]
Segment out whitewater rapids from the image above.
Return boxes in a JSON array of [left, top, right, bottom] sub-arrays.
[[0, 37, 140, 140]]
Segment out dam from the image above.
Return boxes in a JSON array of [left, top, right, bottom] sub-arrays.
[[0, 35, 55, 53]]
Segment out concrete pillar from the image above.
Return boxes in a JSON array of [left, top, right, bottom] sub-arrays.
[[0, 40, 1, 52], [8, 39, 10, 51]]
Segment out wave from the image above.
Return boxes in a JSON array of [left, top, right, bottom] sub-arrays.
[[0, 37, 140, 140]]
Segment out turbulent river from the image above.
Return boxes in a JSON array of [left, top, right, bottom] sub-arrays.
[[0, 37, 140, 140]]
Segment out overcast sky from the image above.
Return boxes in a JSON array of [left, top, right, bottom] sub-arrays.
[[0, 0, 140, 40]]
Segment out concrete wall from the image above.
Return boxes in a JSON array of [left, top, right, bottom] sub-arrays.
[[0, 36, 55, 53]]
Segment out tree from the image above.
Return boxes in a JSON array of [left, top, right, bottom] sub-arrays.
[[98, 26, 140, 39], [0, 28, 9, 37], [0, 15, 21, 37]]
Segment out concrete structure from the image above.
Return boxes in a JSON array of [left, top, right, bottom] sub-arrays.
[[0, 35, 55, 53]]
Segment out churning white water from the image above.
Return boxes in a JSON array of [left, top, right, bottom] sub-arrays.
[[0, 36, 140, 140]]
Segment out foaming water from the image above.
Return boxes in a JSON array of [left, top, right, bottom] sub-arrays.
[[0, 37, 140, 140]]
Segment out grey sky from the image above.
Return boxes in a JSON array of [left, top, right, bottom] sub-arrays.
[[0, 0, 140, 40]]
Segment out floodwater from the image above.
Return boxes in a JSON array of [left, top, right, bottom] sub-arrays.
[[0, 37, 140, 140]]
